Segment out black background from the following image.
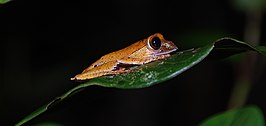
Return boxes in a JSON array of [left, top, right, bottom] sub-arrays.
[[1, 0, 266, 125]]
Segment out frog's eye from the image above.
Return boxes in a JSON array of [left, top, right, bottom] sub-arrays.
[[149, 36, 161, 50]]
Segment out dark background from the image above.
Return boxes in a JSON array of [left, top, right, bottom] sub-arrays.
[[1, 0, 266, 125]]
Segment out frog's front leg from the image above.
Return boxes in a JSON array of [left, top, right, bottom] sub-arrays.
[[118, 54, 170, 65]]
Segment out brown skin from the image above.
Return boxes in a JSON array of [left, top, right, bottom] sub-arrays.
[[71, 33, 178, 81]]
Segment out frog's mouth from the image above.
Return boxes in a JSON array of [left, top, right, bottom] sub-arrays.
[[154, 47, 178, 56]]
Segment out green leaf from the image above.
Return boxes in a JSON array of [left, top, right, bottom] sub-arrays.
[[89, 44, 213, 89], [256, 46, 266, 55], [15, 37, 265, 126], [33, 122, 64, 126], [208, 37, 259, 59], [0, 0, 11, 4], [233, 0, 266, 11], [199, 106, 265, 126]]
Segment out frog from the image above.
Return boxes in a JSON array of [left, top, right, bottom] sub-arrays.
[[71, 33, 178, 81]]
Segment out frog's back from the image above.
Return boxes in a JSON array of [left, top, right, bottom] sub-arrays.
[[82, 39, 146, 73], [103, 40, 146, 60]]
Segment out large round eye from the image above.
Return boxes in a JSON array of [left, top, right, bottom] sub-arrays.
[[149, 37, 161, 50]]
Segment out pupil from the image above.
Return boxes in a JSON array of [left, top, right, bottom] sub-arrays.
[[151, 37, 161, 50]]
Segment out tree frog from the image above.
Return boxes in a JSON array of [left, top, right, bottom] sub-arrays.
[[71, 33, 178, 81]]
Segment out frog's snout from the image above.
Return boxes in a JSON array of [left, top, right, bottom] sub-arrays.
[[164, 41, 178, 51]]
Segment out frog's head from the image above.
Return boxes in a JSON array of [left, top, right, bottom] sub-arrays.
[[147, 33, 178, 56]]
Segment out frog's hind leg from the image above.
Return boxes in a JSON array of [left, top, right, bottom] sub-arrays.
[[71, 61, 120, 80]]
